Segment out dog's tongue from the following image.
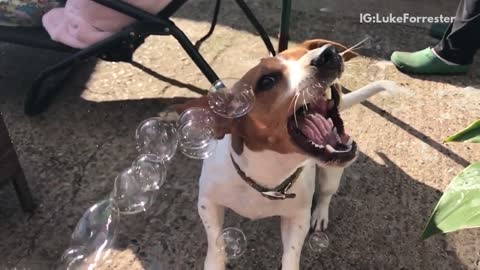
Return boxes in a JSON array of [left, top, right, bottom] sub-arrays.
[[299, 114, 338, 147]]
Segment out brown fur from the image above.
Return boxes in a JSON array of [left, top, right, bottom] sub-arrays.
[[175, 39, 358, 155]]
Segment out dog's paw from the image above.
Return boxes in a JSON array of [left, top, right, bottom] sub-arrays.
[[372, 79, 397, 89], [310, 205, 329, 232], [374, 80, 410, 96], [204, 250, 226, 270], [204, 259, 226, 270]]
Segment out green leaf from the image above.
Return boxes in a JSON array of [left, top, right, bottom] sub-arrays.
[[445, 119, 480, 143], [422, 162, 480, 239]]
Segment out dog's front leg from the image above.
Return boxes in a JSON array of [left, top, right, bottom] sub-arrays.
[[198, 199, 226, 270], [280, 211, 310, 270], [310, 166, 344, 231]]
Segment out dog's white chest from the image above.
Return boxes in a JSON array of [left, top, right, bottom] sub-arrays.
[[198, 137, 316, 220]]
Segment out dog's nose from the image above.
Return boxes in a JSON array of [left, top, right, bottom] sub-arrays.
[[310, 45, 340, 69]]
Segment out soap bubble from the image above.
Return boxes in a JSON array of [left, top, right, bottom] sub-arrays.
[[132, 154, 167, 191], [111, 168, 155, 214], [177, 107, 218, 159], [70, 200, 118, 248], [319, 7, 333, 13], [177, 107, 216, 128], [178, 121, 217, 159], [62, 200, 119, 269], [135, 118, 179, 163], [58, 247, 88, 270], [216, 227, 247, 260], [208, 78, 255, 118], [308, 231, 329, 252]]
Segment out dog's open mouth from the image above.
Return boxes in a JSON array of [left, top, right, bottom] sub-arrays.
[[287, 85, 357, 164]]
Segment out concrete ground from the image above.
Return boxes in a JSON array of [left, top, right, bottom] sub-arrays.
[[1, 0, 480, 269]]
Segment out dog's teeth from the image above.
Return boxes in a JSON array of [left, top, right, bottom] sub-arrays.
[[327, 100, 335, 110], [310, 141, 325, 148], [346, 137, 353, 146], [326, 143, 353, 153], [331, 126, 342, 144], [325, 88, 332, 100], [333, 128, 342, 142], [326, 144, 336, 153]]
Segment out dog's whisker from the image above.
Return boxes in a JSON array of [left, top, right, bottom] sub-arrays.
[[341, 37, 369, 55], [305, 87, 315, 99], [345, 37, 369, 52], [293, 93, 300, 127], [289, 91, 301, 115], [340, 44, 367, 56], [288, 91, 300, 114], [301, 90, 308, 112]]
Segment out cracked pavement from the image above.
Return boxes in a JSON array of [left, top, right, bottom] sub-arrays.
[[1, 0, 480, 269]]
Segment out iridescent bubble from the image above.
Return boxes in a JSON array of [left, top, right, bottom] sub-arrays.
[[308, 231, 329, 252], [208, 78, 255, 118], [111, 168, 155, 214], [177, 107, 216, 128], [178, 121, 217, 159], [59, 247, 88, 270], [132, 154, 167, 191], [216, 227, 247, 260], [135, 118, 179, 163], [67, 200, 119, 269], [319, 7, 332, 13]]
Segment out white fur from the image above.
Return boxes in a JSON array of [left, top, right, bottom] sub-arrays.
[[279, 46, 331, 95], [279, 58, 308, 93], [197, 62, 397, 269], [198, 136, 316, 270]]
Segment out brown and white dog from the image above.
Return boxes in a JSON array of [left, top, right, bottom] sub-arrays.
[[177, 39, 395, 270]]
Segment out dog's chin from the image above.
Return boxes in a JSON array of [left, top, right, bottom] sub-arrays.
[[287, 84, 357, 167]]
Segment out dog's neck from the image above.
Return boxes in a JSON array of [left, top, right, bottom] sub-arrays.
[[226, 135, 308, 189]]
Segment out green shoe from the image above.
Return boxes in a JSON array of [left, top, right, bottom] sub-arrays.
[[430, 23, 449, 39], [390, 48, 469, 75]]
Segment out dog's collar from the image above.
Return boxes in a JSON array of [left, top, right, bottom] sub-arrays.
[[230, 154, 303, 200]]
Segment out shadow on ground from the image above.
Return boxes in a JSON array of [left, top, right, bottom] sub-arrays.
[[0, 149, 467, 269]]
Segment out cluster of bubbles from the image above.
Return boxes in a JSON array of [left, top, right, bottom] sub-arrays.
[[57, 78, 327, 269]]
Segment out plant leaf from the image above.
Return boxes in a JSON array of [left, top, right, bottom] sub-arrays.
[[422, 162, 480, 239], [445, 119, 480, 143]]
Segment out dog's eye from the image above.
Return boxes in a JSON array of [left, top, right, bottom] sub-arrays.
[[256, 73, 280, 92]]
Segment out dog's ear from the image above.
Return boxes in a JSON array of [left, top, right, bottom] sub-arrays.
[[301, 39, 358, 61], [175, 96, 232, 139]]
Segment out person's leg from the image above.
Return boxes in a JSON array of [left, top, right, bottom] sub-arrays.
[[430, 23, 449, 39], [391, 0, 479, 74], [434, 0, 480, 65]]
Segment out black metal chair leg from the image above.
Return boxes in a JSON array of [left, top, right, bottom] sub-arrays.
[[168, 23, 220, 84], [234, 0, 276, 56], [278, 0, 292, 52], [91, 0, 221, 84], [11, 170, 35, 212], [24, 58, 75, 115]]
